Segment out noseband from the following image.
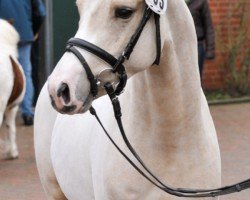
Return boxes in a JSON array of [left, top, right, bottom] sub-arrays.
[[65, 5, 250, 198]]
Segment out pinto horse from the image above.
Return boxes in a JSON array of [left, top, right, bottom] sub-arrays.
[[0, 19, 25, 159], [35, 0, 221, 199]]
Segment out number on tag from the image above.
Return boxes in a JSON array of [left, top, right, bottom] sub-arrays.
[[145, 0, 167, 15]]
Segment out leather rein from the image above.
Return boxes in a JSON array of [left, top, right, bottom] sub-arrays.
[[65, 6, 250, 198]]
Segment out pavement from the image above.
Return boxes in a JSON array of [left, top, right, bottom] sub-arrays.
[[0, 103, 250, 200]]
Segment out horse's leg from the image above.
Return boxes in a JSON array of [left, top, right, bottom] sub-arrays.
[[0, 112, 4, 153], [34, 83, 67, 200], [0, 110, 3, 127], [4, 105, 19, 159], [0, 97, 7, 126], [0, 99, 7, 155]]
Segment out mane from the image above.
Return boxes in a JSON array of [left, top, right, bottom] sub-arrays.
[[0, 19, 20, 57]]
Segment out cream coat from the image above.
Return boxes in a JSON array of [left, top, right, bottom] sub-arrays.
[[35, 0, 221, 199]]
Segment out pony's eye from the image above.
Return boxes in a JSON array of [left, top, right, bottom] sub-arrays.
[[115, 7, 134, 19]]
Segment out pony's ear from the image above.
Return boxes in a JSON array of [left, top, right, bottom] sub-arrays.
[[7, 19, 14, 25]]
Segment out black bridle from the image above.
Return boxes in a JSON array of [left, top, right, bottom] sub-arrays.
[[65, 5, 250, 198], [66, 7, 160, 97]]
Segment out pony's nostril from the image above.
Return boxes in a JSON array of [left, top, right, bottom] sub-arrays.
[[61, 105, 77, 113], [57, 83, 71, 104]]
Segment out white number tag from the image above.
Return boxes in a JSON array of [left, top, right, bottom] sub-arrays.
[[145, 0, 167, 15]]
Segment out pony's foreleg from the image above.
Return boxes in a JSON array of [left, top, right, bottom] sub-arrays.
[[0, 112, 4, 153], [0, 111, 3, 127], [4, 105, 19, 159], [0, 98, 7, 126], [0, 100, 7, 156], [34, 83, 68, 200]]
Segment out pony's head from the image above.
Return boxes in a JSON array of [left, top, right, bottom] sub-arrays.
[[48, 0, 165, 114]]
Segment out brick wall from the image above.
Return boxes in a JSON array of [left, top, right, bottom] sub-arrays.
[[202, 0, 250, 90]]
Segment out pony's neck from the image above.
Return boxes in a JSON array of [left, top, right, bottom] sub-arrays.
[[122, 0, 206, 144], [125, 44, 202, 140]]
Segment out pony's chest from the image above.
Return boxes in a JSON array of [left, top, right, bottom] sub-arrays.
[[49, 103, 156, 199], [50, 128, 154, 200], [50, 114, 95, 199]]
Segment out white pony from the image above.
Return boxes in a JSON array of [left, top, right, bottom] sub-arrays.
[[0, 19, 25, 159], [35, 0, 221, 199]]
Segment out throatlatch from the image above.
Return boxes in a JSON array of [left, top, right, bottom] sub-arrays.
[[65, 4, 250, 199]]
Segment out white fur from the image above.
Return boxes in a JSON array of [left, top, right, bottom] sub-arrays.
[[0, 19, 19, 58], [35, 0, 221, 199], [0, 19, 25, 159]]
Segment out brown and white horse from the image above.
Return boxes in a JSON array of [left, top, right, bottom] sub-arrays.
[[35, 0, 221, 199], [0, 19, 25, 159]]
